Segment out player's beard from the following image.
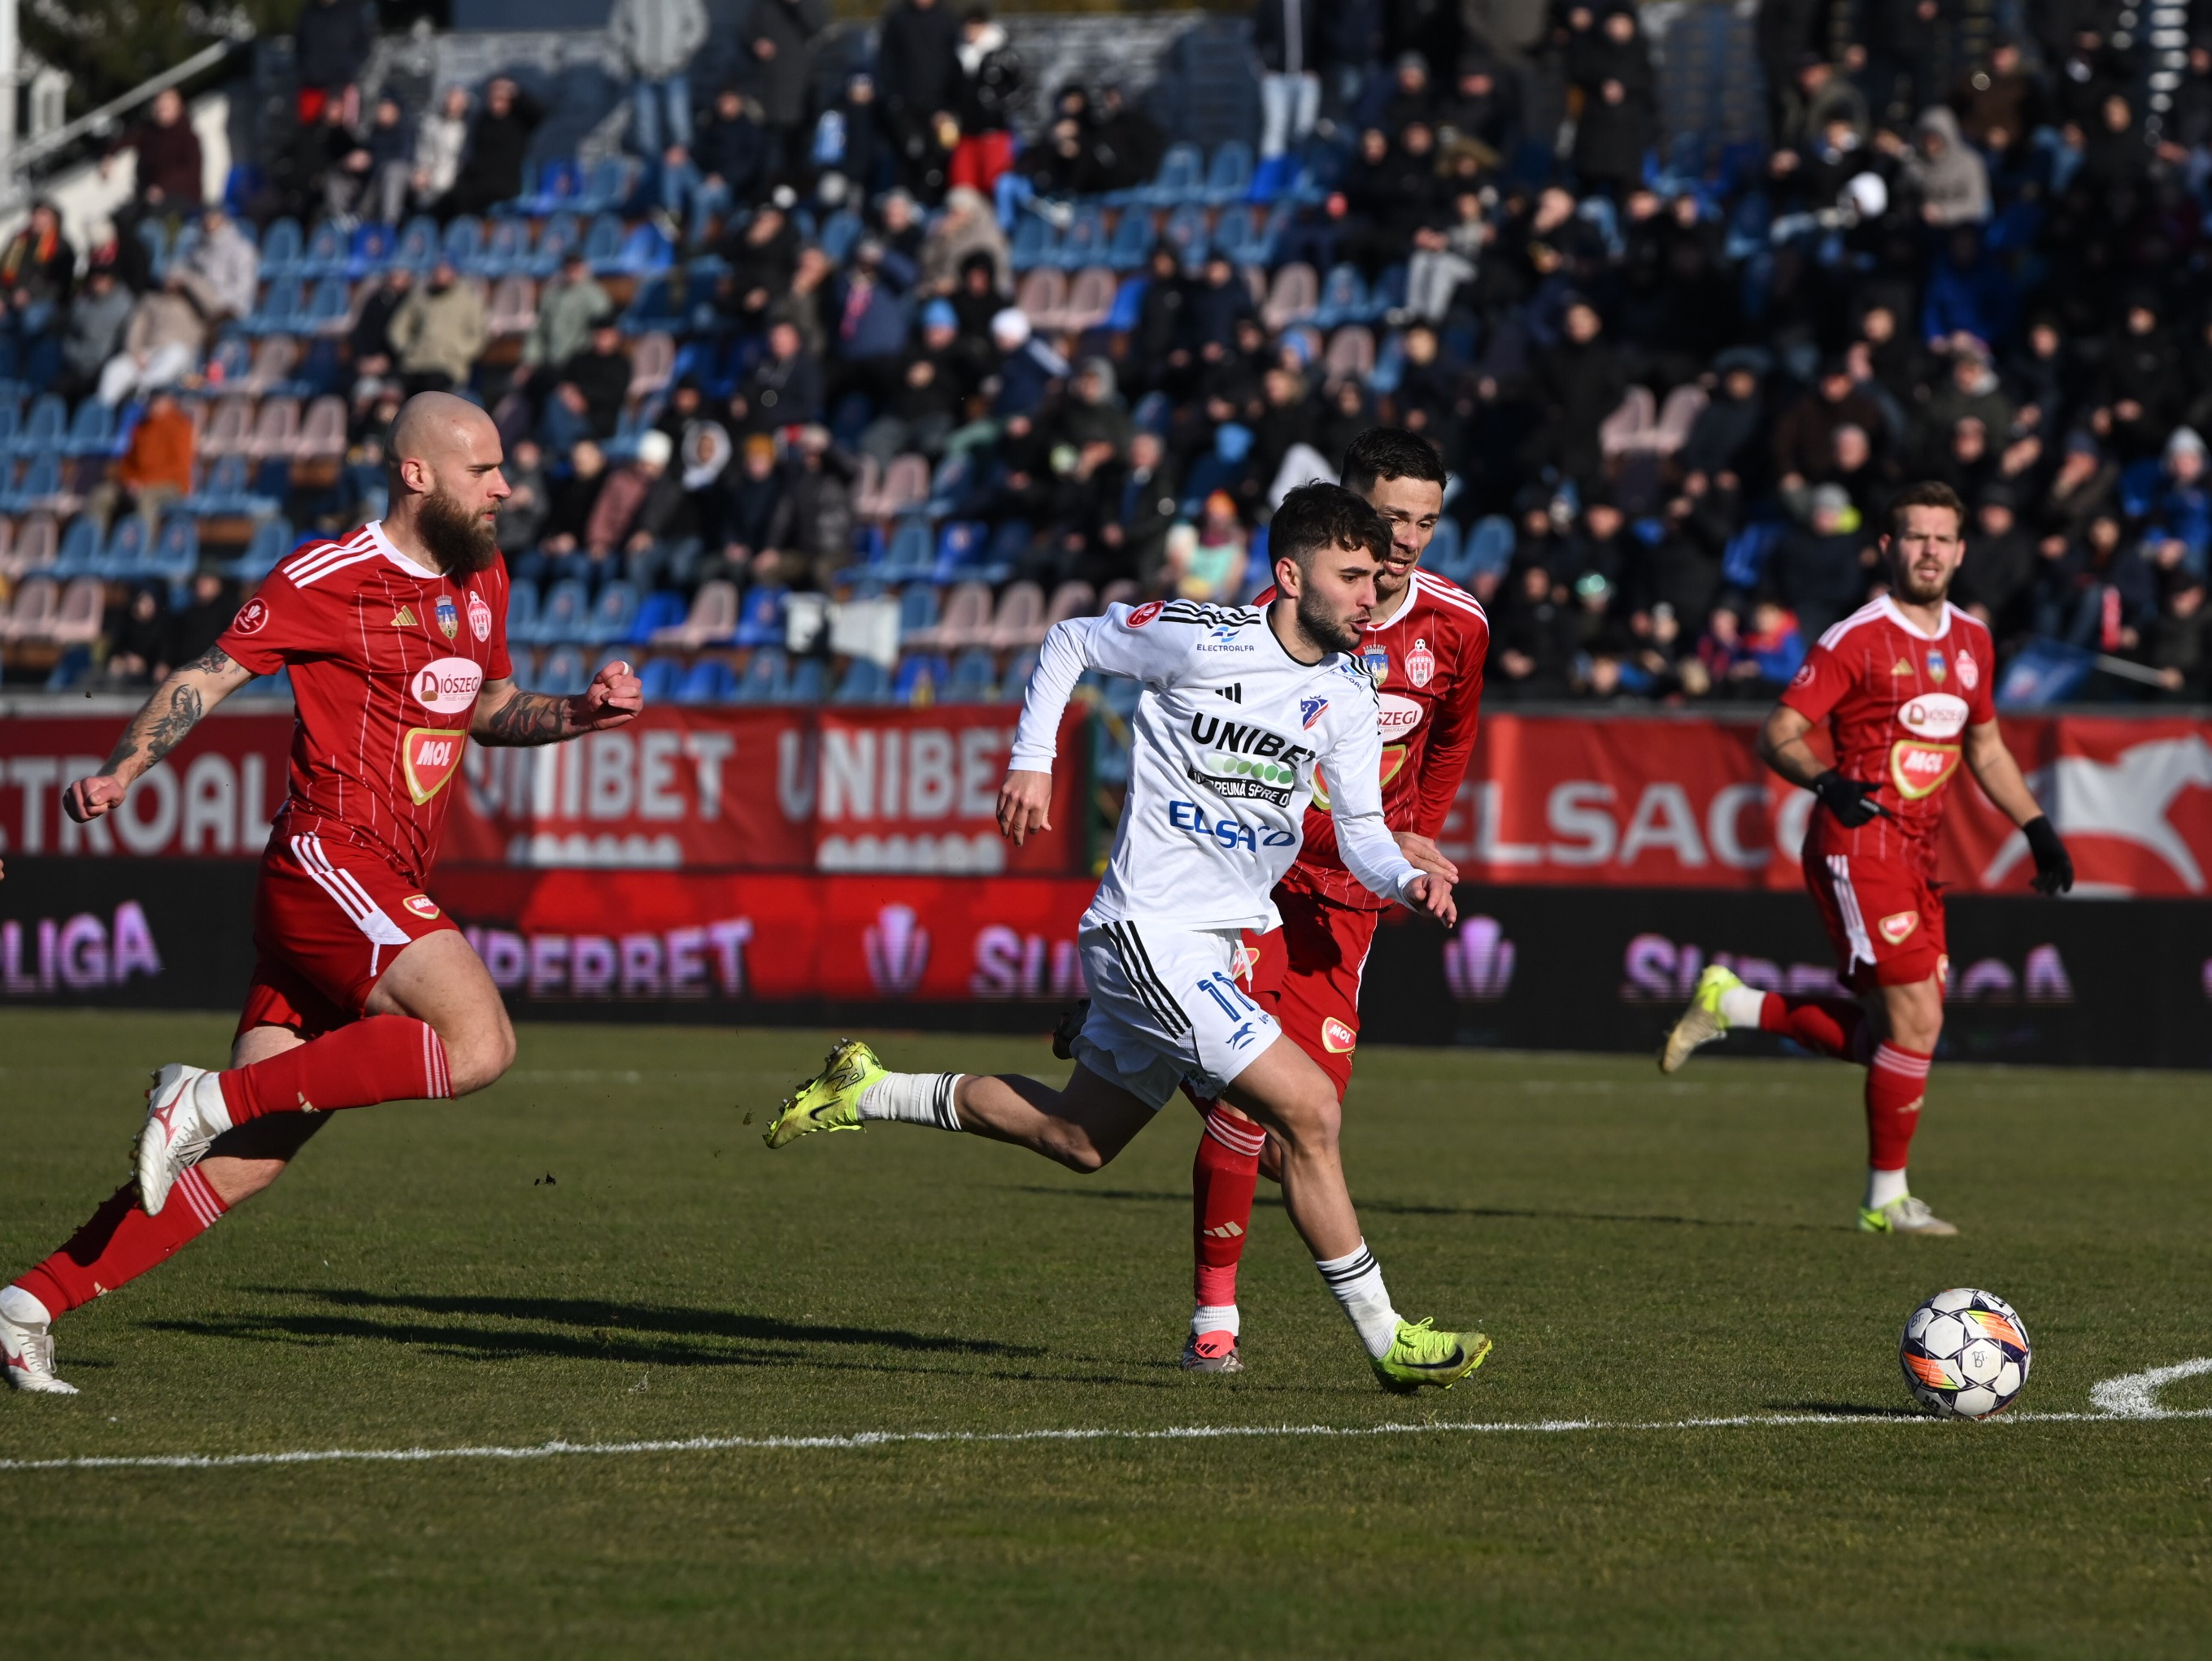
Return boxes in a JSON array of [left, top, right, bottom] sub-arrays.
[[1295, 585, 1364, 655], [418, 487, 500, 576], [1892, 559, 1953, 605]]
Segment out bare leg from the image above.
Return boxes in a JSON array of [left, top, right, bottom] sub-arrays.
[[198, 1024, 328, 1207], [953, 1065, 1156, 1173], [364, 930, 516, 1094], [1220, 1038, 1360, 1261]]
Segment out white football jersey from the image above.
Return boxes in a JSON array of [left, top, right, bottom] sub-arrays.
[[1011, 599, 1421, 932]]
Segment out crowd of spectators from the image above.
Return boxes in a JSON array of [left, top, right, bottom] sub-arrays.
[[2, 0, 2210, 705]]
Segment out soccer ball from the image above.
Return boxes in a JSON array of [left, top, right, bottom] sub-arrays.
[[1900, 1288, 2031, 1419]]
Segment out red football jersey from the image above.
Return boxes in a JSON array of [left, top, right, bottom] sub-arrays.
[[1257, 567, 1490, 910], [1779, 595, 1996, 876], [218, 521, 513, 885]]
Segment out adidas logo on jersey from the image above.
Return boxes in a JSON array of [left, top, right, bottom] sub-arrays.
[[1217, 684, 1243, 702], [390, 606, 419, 628]]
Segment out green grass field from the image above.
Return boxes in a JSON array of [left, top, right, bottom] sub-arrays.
[[2, 1011, 2209, 1657]]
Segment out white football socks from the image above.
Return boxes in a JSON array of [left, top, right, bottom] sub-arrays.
[[1718, 985, 1768, 1029], [1865, 1166, 1909, 1211], [0, 1285, 51, 1329], [1191, 1303, 1239, 1339], [1314, 1240, 1400, 1358], [856, 1072, 965, 1131]]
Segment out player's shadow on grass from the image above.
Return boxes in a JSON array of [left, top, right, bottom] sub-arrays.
[[1012, 1186, 1806, 1231], [143, 1289, 1044, 1372]]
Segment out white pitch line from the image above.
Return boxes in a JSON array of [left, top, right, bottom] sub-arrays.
[[2, 1406, 2209, 1476]]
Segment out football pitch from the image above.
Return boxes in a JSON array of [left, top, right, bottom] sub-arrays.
[[2, 1011, 2209, 1656]]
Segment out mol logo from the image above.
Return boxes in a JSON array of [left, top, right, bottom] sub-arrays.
[[1888, 739, 1961, 800], [402, 728, 468, 804]]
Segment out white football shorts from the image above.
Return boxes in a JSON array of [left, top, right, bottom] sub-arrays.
[[1070, 920, 1282, 1109]]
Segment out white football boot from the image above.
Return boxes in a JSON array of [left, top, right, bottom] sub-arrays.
[[136, 1063, 229, 1216], [0, 1286, 77, 1395]]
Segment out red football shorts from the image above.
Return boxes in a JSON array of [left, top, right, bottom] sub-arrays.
[[1234, 888, 1382, 1101], [1802, 845, 1949, 996], [237, 827, 459, 1041]]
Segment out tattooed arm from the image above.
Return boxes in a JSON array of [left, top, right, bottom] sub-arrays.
[[472, 659, 644, 747], [63, 646, 257, 824]]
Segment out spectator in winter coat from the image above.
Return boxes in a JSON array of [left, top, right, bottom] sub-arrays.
[[1091, 85, 1166, 193], [518, 252, 613, 384], [439, 78, 544, 218], [412, 88, 471, 211], [919, 185, 1010, 295], [171, 207, 259, 325], [609, 0, 710, 157], [696, 85, 770, 205], [1773, 361, 1888, 489], [542, 320, 635, 448], [745, 0, 831, 172], [0, 202, 73, 389], [389, 260, 489, 394], [951, 7, 1024, 193], [98, 284, 207, 406], [878, 0, 964, 193], [107, 89, 203, 214], [61, 262, 133, 400], [1897, 105, 1990, 225], [736, 320, 825, 432]]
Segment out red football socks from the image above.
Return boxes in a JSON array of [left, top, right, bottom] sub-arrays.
[[1865, 1042, 1932, 1171], [1192, 1107, 1265, 1311], [217, 1015, 451, 1124], [1757, 992, 1870, 1063], [14, 1169, 229, 1317]]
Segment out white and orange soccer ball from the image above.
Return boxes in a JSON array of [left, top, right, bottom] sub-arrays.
[[1900, 1288, 2031, 1419]]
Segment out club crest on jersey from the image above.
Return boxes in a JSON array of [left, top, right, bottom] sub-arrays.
[[402, 894, 441, 920], [1878, 910, 1920, 946], [435, 594, 460, 640], [1123, 600, 1165, 628], [1957, 650, 1979, 692], [467, 590, 494, 643], [1230, 941, 1261, 986], [232, 598, 269, 636], [1925, 648, 1947, 685], [401, 727, 468, 804], [1300, 695, 1328, 728], [1360, 643, 1390, 685], [1405, 637, 1435, 688], [1321, 1016, 1357, 1054]]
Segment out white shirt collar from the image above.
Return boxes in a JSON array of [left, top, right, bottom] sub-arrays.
[[366, 520, 442, 581], [1878, 594, 1955, 641]]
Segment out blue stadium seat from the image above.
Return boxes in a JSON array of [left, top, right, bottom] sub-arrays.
[[1, 452, 61, 513], [537, 643, 590, 696], [303, 276, 352, 336], [62, 398, 115, 458], [533, 577, 591, 645], [246, 278, 305, 336], [999, 648, 1039, 700], [676, 657, 738, 704], [223, 516, 297, 581], [14, 393, 65, 457], [145, 516, 198, 584], [1162, 202, 1209, 271], [832, 658, 890, 704], [1009, 215, 1057, 272], [1139, 141, 1204, 205], [258, 217, 304, 280], [638, 656, 685, 703], [472, 217, 530, 278], [897, 583, 940, 641], [879, 518, 936, 583], [395, 215, 441, 273], [98, 515, 151, 580], [733, 646, 789, 703], [892, 653, 951, 705], [0, 402, 21, 458], [1419, 516, 1464, 580], [1202, 140, 1254, 206], [441, 215, 485, 269], [511, 159, 581, 216], [577, 156, 635, 215], [506, 577, 541, 639], [527, 213, 581, 278], [1311, 265, 1370, 331], [348, 221, 398, 277], [1052, 207, 1108, 271], [943, 647, 999, 703], [506, 644, 538, 687], [629, 589, 686, 642], [187, 454, 251, 515], [583, 580, 639, 646], [818, 209, 863, 267], [298, 221, 349, 279], [1105, 209, 1155, 272], [732, 584, 786, 648], [52, 513, 101, 576], [583, 212, 625, 275], [783, 657, 826, 705]]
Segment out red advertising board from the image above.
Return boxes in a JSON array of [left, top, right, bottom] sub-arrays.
[[5, 704, 2207, 895], [445, 868, 1096, 1004], [0, 705, 1089, 876]]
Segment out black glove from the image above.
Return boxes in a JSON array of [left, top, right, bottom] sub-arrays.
[[1812, 770, 1889, 828], [2023, 815, 2074, 895]]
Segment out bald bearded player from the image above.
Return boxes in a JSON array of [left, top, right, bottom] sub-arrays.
[[0, 394, 645, 1394]]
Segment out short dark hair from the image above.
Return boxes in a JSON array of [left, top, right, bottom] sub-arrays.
[[1271, 481, 1389, 569], [1340, 427, 1447, 500], [1886, 480, 1966, 538]]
